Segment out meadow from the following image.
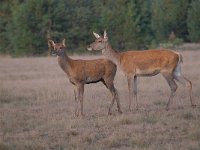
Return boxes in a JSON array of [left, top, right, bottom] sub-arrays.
[[0, 51, 200, 150]]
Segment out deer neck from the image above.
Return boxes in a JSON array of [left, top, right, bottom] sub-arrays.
[[57, 51, 72, 76], [102, 43, 120, 66]]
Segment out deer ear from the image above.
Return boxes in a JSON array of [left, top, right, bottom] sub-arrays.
[[48, 40, 55, 48], [93, 32, 100, 39], [62, 39, 66, 47], [104, 30, 108, 41]]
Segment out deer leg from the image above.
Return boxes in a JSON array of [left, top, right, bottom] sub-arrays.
[[174, 74, 196, 108], [103, 80, 122, 115], [162, 74, 178, 110], [108, 86, 122, 115], [102, 80, 114, 115], [127, 76, 134, 111], [108, 92, 115, 115], [73, 86, 79, 117], [133, 76, 139, 110], [113, 87, 122, 114], [77, 84, 84, 117]]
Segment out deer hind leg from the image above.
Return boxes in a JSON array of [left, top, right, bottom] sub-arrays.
[[113, 87, 122, 114], [162, 73, 178, 110], [133, 76, 139, 110], [103, 79, 122, 115], [173, 73, 196, 108]]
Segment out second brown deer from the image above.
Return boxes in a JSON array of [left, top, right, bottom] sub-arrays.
[[88, 31, 196, 111], [48, 39, 122, 116]]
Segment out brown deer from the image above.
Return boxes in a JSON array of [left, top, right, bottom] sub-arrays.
[[88, 31, 196, 111], [48, 39, 122, 116]]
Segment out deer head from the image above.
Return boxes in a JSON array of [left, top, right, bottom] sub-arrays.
[[87, 31, 108, 51], [48, 39, 66, 56]]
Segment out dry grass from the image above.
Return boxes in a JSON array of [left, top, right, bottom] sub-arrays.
[[0, 51, 200, 150]]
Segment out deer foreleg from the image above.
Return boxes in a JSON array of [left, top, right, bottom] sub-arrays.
[[127, 76, 134, 111], [78, 84, 84, 116], [73, 86, 79, 117], [133, 76, 139, 110]]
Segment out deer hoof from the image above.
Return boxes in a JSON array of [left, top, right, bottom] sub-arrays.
[[129, 108, 133, 112], [75, 113, 79, 117], [108, 112, 112, 115], [81, 114, 85, 118], [166, 107, 170, 111], [192, 104, 196, 108], [118, 110, 123, 114]]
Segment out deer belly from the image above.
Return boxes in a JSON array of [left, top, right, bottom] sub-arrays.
[[136, 68, 160, 76], [85, 76, 102, 84]]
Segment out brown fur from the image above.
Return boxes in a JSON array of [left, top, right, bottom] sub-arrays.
[[48, 39, 122, 116], [88, 31, 196, 110], [119, 50, 179, 75]]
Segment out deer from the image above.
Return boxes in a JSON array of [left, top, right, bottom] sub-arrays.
[[87, 31, 196, 111], [48, 39, 122, 117]]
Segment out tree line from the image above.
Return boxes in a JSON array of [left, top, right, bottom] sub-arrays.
[[0, 0, 200, 56]]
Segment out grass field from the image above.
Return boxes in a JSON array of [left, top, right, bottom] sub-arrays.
[[0, 51, 200, 150]]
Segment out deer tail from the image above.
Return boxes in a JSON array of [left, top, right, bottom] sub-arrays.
[[178, 53, 183, 64]]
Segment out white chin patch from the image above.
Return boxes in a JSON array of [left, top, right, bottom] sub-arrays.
[[87, 47, 92, 51]]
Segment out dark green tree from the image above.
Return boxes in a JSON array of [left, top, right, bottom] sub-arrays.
[[95, 0, 152, 50], [7, 0, 96, 55], [7, 0, 55, 55], [1, 0, 200, 56], [0, 0, 14, 53], [187, 0, 200, 42], [151, 0, 190, 42]]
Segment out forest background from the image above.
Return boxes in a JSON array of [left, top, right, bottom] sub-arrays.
[[0, 0, 200, 56]]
